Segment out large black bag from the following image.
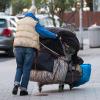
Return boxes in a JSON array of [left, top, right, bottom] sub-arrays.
[[32, 27, 83, 72], [32, 48, 54, 72], [32, 36, 64, 72]]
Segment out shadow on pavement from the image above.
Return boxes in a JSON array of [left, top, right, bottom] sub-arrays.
[[39, 87, 89, 95]]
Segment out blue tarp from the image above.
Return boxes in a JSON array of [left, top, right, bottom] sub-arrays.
[[73, 64, 91, 87]]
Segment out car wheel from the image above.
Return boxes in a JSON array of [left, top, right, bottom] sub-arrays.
[[6, 48, 15, 57]]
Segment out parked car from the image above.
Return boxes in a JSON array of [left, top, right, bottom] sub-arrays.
[[0, 16, 16, 57], [36, 14, 61, 27]]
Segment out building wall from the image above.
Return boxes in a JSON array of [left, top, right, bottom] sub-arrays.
[[62, 11, 100, 29]]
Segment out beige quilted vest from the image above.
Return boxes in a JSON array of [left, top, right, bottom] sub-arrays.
[[14, 17, 40, 50]]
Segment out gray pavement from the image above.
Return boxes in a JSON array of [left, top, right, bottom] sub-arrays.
[[0, 39, 100, 100]]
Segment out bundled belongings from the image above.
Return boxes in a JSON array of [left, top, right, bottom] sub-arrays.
[[31, 57, 69, 84], [30, 27, 91, 92], [46, 27, 84, 65]]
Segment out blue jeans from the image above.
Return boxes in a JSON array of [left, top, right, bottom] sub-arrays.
[[14, 47, 36, 90]]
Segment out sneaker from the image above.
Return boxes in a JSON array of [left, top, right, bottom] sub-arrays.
[[20, 90, 28, 96], [12, 85, 18, 95]]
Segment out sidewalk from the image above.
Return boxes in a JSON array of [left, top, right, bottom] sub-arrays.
[[0, 39, 100, 100]]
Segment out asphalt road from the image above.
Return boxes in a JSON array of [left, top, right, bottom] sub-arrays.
[[0, 41, 100, 100]]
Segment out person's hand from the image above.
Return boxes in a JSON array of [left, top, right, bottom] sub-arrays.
[[56, 34, 61, 40], [56, 34, 58, 37], [56, 34, 60, 38]]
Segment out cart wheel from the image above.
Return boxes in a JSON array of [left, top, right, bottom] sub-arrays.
[[59, 84, 64, 92], [38, 83, 43, 93], [69, 84, 73, 90]]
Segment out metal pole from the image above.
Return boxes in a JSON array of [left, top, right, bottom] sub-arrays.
[[9, 3, 13, 15], [79, 0, 83, 49], [32, 0, 35, 6]]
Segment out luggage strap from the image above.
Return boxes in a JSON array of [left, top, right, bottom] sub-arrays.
[[40, 42, 69, 62], [40, 42, 60, 56]]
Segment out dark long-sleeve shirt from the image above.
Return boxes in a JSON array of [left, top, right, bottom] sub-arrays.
[[35, 23, 57, 39]]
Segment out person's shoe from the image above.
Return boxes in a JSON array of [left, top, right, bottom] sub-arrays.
[[20, 90, 28, 96], [12, 85, 18, 95]]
